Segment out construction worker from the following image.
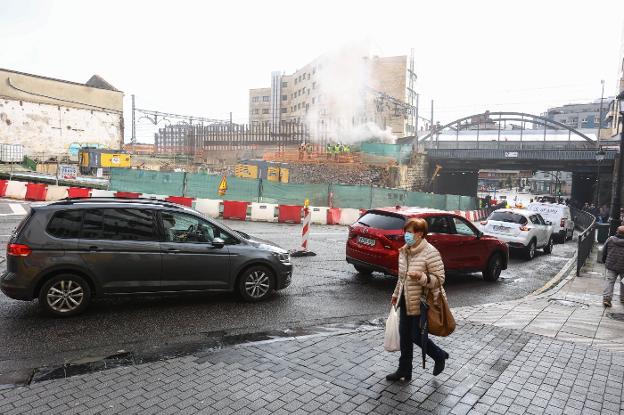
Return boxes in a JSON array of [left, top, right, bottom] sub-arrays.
[[306, 142, 313, 159], [298, 143, 305, 161], [326, 142, 333, 159], [333, 143, 340, 161], [344, 144, 351, 154]]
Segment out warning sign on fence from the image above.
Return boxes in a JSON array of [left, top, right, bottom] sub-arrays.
[[218, 176, 227, 196]]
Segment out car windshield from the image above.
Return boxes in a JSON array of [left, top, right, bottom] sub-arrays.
[[489, 211, 528, 225], [357, 212, 405, 230]]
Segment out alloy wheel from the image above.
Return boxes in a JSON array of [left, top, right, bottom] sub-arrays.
[[46, 280, 84, 313], [244, 270, 270, 299]]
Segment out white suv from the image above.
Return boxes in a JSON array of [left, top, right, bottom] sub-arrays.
[[481, 208, 554, 260]]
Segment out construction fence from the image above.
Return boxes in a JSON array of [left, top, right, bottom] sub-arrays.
[[110, 168, 478, 211]]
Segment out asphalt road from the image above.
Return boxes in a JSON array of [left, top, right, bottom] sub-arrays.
[[0, 201, 576, 382]]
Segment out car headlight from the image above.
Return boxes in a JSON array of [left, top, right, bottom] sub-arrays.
[[274, 252, 291, 264]]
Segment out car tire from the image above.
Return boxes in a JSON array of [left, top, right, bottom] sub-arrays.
[[525, 240, 536, 260], [353, 265, 373, 275], [544, 237, 554, 254], [483, 253, 503, 282], [238, 265, 275, 302], [38, 274, 91, 317]]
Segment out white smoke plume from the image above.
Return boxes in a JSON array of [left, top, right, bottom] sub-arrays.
[[305, 42, 396, 145]]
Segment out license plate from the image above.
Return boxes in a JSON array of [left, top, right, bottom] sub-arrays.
[[357, 236, 376, 246], [492, 225, 510, 233]]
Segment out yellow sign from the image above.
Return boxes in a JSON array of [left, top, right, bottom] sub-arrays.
[[304, 198, 310, 208], [218, 176, 227, 196]]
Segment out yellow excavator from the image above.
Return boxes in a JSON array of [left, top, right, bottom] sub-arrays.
[[427, 164, 443, 192]]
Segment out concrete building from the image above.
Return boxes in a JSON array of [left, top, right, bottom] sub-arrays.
[[541, 99, 613, 132], [0, 68, 123, 160], [249, 52, 420, 142]]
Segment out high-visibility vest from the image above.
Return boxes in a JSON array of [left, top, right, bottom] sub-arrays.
[[306, 144, 313, 153], [326, 144, 333, 153], [344, 145, 350, 153]]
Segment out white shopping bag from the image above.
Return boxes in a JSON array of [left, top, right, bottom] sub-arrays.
[[384, 306, 400, 352]]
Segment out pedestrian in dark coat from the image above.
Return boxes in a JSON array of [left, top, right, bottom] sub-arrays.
[[601, 225, 624, 307]]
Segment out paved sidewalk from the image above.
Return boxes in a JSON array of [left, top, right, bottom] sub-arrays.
[[457, 247, 624, 354], [1, 248, 624, 414]]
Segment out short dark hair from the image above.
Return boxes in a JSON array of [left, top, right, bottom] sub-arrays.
[[403, 217, 428, 236]]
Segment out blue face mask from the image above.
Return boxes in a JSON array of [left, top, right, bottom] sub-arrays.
[[404, 232, 416, 246]]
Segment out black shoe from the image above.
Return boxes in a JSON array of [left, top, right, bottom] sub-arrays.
[[433, 352, 449, 376], [386, 371, 412, 382]]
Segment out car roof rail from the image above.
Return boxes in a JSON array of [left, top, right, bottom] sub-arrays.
[[49, 197, 188, 208]]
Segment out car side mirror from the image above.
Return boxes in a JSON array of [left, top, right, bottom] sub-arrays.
[[212, 237, 225, 248], [545, 221, 552, 225]]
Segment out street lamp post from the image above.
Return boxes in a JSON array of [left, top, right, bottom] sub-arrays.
[[608, 91, 624, 236], [595, 148, 606, 205]]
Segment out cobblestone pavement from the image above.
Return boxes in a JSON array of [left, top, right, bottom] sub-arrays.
[[1, 234, 622, 413], [0, 320, 623, 415]]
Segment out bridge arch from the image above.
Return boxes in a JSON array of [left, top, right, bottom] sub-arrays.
[[417, 111, 594, 143]]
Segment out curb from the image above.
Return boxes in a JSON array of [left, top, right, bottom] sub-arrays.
[[528, 252, 578, 297]]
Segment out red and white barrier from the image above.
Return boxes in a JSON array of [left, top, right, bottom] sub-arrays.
[[250, 202, 277, 222], [0, 179, 493, 227], [301, 207, 310, 250], [310, 206, 329, 225], [194, 199, 221, 218]]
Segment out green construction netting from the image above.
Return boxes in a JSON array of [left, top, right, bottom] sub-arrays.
[[459, 195, 477, 210], [331, 184, 373, 209], [110, 169, 185, 195], [261, 182, 328, 206], [406, 192, 447, 210], [360, 143, 412, 163], [109, 169, 478, 211], [185, 174, 260, 202], [371, 187, 408, 208]]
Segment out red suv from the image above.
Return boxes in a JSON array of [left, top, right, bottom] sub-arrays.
[[346, 207, 509, 281]]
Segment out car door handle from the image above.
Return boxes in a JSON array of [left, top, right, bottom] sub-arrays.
[[88, 246, 102, 252], [167, 248, 181, 253]]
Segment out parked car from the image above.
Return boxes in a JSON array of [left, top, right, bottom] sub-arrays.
[[526, 202, 574, 243], [481, 208, 554, 259], [345, 207, 509, 282], [0, 199, 293, 317]]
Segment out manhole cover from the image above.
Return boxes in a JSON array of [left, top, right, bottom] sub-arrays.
[[607, 313, 624, 322]]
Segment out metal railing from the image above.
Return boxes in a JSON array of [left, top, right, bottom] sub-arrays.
[[572, 207, 596, 276]]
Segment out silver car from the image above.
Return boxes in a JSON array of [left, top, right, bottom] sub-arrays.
[[481, 208, 554, 260]]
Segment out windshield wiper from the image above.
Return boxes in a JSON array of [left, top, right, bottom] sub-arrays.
[[358, 221, 370, 227]]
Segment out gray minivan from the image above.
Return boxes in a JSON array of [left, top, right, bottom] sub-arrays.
[[0, 199, 293, 316]]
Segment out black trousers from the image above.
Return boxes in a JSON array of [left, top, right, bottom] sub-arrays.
[[398, 296, 446, 374]]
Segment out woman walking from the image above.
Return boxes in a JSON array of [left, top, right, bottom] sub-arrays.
[[387, 217, 449, 381]]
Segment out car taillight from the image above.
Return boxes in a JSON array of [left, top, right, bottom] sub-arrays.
[[560, 218, 566, 227], [519, 226, 530, 232], [8, 244, 32, 257]]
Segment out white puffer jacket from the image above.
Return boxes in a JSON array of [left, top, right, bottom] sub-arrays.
[[392, 239, 446, 316]]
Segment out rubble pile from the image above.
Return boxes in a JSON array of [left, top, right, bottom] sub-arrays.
[[288, 163, 389, 186]]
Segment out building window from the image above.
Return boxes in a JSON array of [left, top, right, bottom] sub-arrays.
[[282, 95, 287, 101], [281, 82, 288, 87], [254, 109, 259, 115], [312, 82, 316, 89], [262, 109, 269, 114], [281, 108, 287, 113], [312, 98, 315, 104], [252, 96, 259, 103], [262, 96, 269, 102]]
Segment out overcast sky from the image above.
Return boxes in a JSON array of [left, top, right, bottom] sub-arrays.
[[2, 0, 623, 142]]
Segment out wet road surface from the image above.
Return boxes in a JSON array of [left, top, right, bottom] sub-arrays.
[[0, 201, 576, 381]]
